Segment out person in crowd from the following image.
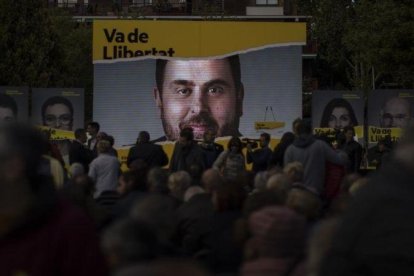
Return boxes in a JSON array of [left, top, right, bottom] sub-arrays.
[[130, 194, 180, 256], [153, 55, 244, 141], [320, 127, 414, 276], [113, 167, 149, 220], [69, 128, 94, 172], [104, 135, 118, 157], [0, 93, 18, 123], [307, 218, 340, 276], [173, 184, 214, 257], [168, 171, 192, 202], [147, 166, 170, 194], [114, 259, 211, 276], [87, 121, 100, 152], [286, 186, 322, 222], [266, 173, 293, 203], [246, 132, 273, 174], [207, 181, 246, 274], [101, 218, 159, 272], [199, 129, 224, 169], [241, 206, 306, 276], [127, 131, 168, 169], [320, 98, 358, 130], [367, 137, 392, 169], [339, 126, 362, 173], [283, 161, 304, 185], [169, 127, 206, 173], [42, 130, 66, 167], [284, 119, 348, 196], [64, 174, 111, 230], [213, 136, 246, 181], [380, 96, 412, 128], [88, 140, 121, 198], [0, 123, 107, 275], [41, 96, 74, 130], [269, 131, 295, 168]]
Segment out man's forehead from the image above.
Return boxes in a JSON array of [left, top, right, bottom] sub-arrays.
[[164, 59, 232, 80], [45, 103, 71, 114], [384, 98, 410, 114]]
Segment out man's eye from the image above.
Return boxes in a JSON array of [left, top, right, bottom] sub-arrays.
[[176, 88, 191, 96], [207, 87, 224, 95]]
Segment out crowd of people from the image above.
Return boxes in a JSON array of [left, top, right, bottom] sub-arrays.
[[0, 119, 413, 276]]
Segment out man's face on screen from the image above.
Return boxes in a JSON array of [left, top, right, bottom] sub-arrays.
[[154, 59, 243, 140], [380, 97, 411, 128]]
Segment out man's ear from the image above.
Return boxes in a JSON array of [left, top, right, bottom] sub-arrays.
[[237, 83, 244, 117], [153, 87, 163, 118]]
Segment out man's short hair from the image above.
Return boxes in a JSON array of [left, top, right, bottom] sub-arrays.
[[74, 128, 86, 139], [0, 93, 18, 117], [155, 55, 242, 95], [180, 127, 194, 141], [261, 132, 271, 142], [97, 140, 111, 153], [87, 121, 100, 132], [41, 96, 74, 119]]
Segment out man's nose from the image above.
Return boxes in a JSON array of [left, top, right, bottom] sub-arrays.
[[190, 89, 207, 114]]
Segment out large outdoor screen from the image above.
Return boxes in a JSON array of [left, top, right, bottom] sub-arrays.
[[93, 20, 306, 146]]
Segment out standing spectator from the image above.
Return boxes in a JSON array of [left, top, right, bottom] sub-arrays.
[[213, 136, 246, 181], [69, 128, 94, 172], [87, 121, 100, 153], [127, 131, 168, 169], [199, 129, 224, 169], [170, 127, 206, 173], [284, 120, 347, 196], [246, 132, 273, 174], [340, 126, 362, 173], [89, 140, 120, 198], [269, 132, 295, 168]]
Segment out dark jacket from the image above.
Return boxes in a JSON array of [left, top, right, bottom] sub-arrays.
[[247, 146, 273, 173], [340, 140, 362, 173], [169, 142, 206, 173], [69, 140, 94, 172], [173, 193, 214, 255], [200, 142, 224, 169], [127, 142, 168, 168]]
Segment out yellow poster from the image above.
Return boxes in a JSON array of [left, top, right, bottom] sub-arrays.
[[93, 20, 306, 62], [368, 126, 402, 144]]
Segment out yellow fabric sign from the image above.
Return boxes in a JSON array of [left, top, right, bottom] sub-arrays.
[[313, 126, 364, 139], [368, 126, 402, 144], [93, 20, 306, 62], [38, 126, 75, 140]]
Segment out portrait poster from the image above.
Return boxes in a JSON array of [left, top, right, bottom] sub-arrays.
[[31, 88, 85, 165], [0, 86, 29, 122], [93, 20, 306, 149], [312, 90, 364, 142], [366, 90, 414, 168], [31, 88, 85, 132]]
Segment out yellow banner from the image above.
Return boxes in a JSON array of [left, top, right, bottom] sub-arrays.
[[38, 126, 75, 140], [368, 126, 402, 144], [313, 126, 364, 139], [93, 20, 306, 62]]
